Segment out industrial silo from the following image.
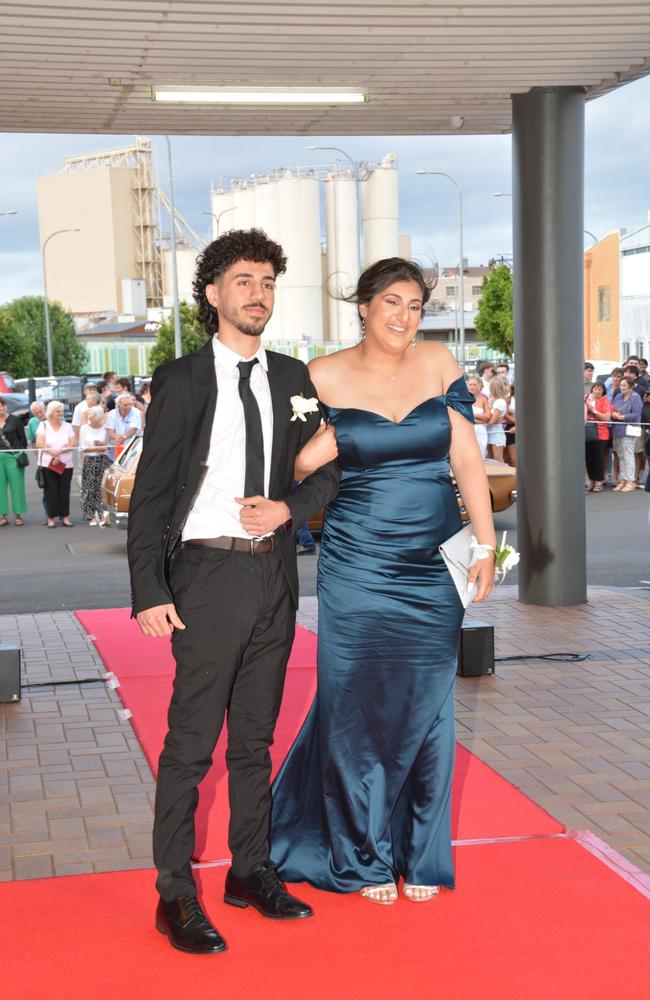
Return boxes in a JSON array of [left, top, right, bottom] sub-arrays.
[[361, 153, 399, 267], [324, 170, 360, 342], [252, 175, 284, 342], [208, 170, 322, 344], [275, 170, 322, 343]]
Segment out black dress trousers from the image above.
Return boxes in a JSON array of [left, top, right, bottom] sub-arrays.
[[154, 544, 295, 902]]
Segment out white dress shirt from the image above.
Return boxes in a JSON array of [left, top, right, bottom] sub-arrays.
[[182, 337, 274, 541]]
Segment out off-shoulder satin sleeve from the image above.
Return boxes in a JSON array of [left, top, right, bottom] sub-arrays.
[[443, 375, 475, 424]]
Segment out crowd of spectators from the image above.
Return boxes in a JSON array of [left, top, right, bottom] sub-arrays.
[[585, 355, 649, 493], [0, 371, 150, 528]]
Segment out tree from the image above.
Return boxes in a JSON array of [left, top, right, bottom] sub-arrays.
[[474, 264, 514, 357], [0, 308, 32, 378], [149, 302, 207, 369], [0, 296, 88, 377]]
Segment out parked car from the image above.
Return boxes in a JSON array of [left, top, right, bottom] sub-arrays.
[[14, 376, 85, 421], [100, 434, 142, 528], [101, 437, 516, 534], [0, 392, 30, 424]]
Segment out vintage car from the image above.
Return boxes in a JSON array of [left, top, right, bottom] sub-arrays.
[[101, 436, 516, 533], [100, 434, 143, 528]]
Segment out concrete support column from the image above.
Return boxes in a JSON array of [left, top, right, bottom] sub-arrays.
[[512, 87, 587, 605]]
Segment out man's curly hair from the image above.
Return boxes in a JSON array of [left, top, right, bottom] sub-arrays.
[[193, 228, 288, 335]]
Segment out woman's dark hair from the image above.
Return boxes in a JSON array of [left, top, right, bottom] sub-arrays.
[[592, 380, 607, 394], [343, 258, 432, 317], [193, 228, 287, 335]]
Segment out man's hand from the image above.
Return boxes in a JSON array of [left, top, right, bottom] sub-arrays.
[[136, 603, 186, 638], [235, 497, 291, 536], [294, 422, 338, 481], [467, 553, 495, 604]]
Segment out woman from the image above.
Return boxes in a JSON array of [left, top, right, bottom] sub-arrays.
[[79, 405, 111, 526], [467, 374, 490, 457], [611, 376, 643, 492], [271, 258, 495, 904], [0, 396, 28, 526], [486, 375, 509, 461], [36, 400, 75, 527], [585, 381, 613, 492], [504, 382, 516, 467]]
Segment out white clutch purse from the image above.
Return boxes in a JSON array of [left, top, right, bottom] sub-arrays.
[[439, 524, 475, 607], [439, 524, 495, 608]]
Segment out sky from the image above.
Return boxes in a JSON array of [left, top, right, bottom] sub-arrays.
[[0, 73, 649, 307]]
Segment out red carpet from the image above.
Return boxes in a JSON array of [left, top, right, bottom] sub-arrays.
[[75, 607, 563, 862], [3, 837, 650, 1000]]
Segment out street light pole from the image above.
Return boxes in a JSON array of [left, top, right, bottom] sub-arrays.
[[164, 136, 182, 360], [417, 170, 465, 364], [41, 228, 80, 377], [201, 206, 238, 237]]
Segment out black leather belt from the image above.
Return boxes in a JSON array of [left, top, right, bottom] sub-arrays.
[[182, 534, 278, 556]]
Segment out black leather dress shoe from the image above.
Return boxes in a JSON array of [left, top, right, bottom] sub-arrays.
[[224, 862, 313, 919], [155, 896, 227, 954]]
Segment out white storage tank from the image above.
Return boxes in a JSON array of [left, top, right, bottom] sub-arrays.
[[324, 171, 360, 342], [161, 246, 200, 307], [361, 153, 399, 267], [275, 170, 322, 343]]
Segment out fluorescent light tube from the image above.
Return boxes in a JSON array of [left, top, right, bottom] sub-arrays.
[[152, 86, 366, 105]]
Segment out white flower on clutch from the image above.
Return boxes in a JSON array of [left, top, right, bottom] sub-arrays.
[[495, 531, 520, 581], [290, 394, 319, 422]]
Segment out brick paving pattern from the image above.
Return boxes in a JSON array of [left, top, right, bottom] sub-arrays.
[[1, 586, 649, 882], [0, 612, 155, 881]]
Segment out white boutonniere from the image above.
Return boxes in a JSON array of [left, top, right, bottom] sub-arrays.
[[290, 394, 320, 422]]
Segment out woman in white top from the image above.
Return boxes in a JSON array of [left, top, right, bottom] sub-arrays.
[[79, 405, 112, 526], [36, 400, 76, 528], [487, 375, 509, 461], [467, 375, 490, 458]]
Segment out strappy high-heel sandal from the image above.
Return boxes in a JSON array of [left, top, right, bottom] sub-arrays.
[[360, 883, 398, 905], [403, 884, 440, 902]]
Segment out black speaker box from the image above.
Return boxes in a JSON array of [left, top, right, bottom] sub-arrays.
[[458, 621, 494, 677], [0, 644, 21, 702]]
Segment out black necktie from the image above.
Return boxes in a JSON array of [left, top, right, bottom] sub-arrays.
[[237, 359, 265, 497]]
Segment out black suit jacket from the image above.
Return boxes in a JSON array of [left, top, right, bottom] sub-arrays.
[[127, 340, 339, 616]]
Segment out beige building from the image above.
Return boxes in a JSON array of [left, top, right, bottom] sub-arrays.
[[427, 266, 492, 313], [37, 139, 163, 318]]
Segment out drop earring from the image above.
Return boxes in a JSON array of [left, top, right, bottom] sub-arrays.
[[410, 336, 417, 349], [360, 317, 366, 341]]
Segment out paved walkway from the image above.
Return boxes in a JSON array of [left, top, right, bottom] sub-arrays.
[[1, 586, 650, 881]]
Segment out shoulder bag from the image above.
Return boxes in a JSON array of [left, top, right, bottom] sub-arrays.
[[0, 428, 29, 467]]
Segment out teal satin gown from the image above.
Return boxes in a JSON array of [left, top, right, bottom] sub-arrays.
[[270, 375, 475, 891]]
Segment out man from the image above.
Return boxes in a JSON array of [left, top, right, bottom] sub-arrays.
[[106, 393, 142, 457], [584, 362, 595, 393], [495, 362, 510, 381], [127, 229, 339, 956], [478, 360, 495, 394], [101, 371, 119, 411], [605, 366, 623, 400], [115, 376, 147, 413]]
